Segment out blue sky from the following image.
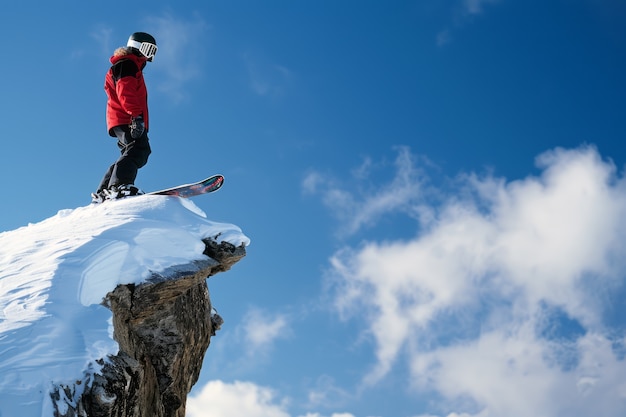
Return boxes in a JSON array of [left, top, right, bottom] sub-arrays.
[[2, 1, 626, 416]]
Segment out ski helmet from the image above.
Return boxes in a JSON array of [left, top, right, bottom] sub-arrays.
[[127, 32, 157, 61]]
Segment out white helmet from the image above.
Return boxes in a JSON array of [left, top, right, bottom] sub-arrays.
[[127, 32, 157, 61]]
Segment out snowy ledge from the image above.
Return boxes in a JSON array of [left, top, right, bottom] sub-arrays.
[[0, 196, 249, 416]]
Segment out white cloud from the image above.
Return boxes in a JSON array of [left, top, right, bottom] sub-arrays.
[[187, 380, 290, 417], [187, 380, 358, 417], [412, 330, 626, 417], [303, 146, 428, 237], [242, 306, 291, 352], [323, 146, 626, 416]]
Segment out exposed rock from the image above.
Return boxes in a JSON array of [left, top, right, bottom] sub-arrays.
[[50, 239, 246, 417]]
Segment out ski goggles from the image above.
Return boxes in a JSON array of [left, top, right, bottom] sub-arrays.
[[128, 40, 158, 60]]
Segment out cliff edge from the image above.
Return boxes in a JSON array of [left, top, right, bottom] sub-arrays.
[[0, 196, 249, 417], [51, 239, 245, 417]]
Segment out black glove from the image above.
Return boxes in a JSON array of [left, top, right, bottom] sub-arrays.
[[130, 115, 145, 139]]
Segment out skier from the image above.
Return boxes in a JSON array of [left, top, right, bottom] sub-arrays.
[[92, 32, 158, 203]]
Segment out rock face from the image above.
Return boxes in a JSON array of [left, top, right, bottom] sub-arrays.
[[49, 239, 245, 417]]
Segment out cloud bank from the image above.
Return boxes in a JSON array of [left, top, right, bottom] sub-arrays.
[[312, 145, 626, 416]]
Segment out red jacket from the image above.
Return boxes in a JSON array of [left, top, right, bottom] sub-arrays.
[[104, 52, 149, 136]]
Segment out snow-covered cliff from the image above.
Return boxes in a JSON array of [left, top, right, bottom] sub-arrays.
[[0, 196, 249, 416]]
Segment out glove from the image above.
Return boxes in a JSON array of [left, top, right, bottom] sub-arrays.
[[130, 115, 145, 139]]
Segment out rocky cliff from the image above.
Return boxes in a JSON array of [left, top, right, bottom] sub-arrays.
[[49, 238, 246, 417]]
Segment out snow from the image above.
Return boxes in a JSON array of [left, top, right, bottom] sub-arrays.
[[0, 196, 250, 417]]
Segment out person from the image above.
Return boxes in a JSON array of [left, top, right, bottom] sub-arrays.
[[91, 32, 158, 203]]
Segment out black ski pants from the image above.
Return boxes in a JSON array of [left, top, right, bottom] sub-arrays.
[[97, 125, 151, 192]]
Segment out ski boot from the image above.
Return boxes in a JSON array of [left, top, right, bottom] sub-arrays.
[[105, 184, 145, 200], [91, 190, 107, 204]]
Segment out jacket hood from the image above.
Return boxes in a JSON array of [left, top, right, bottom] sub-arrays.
[[109, 51, 147, 69]]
